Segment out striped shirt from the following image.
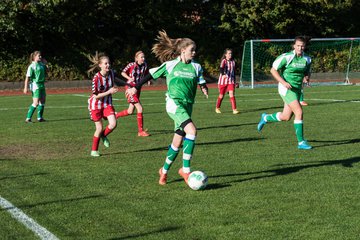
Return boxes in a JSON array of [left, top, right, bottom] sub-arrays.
[[88, 70, 115, 110], [122, 62, 149, 85], [218, 59, 236, 85]]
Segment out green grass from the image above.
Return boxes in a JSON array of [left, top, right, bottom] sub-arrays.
[[0, 85, 359, 240]]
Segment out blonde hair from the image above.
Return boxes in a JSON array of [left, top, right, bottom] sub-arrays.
[[87, 51, 109, 74], [151, 30, 195, 63], [134, 51, 144, 61], [29, 50, 41, 63]]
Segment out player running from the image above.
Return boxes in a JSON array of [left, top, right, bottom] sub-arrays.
[[126, 30, 208, 185], [257, 36, 312, 150], [87, 52, 129, 157], [116, 51, 150, 137]]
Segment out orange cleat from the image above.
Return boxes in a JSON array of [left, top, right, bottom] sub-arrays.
[[138, 130, 150, 137], [158, 168, 167, 185], [300, 101, 308, 106], [178, 168, 190, 185]]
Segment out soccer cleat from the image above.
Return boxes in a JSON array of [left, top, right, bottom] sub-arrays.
[[38, 118, 46, 122], [138, 130, 150, 137], [257, 113, 267, 132], [158, 168, 167, 185], [90, 150, 101, 157], [233, 109, 240, 114], [298, 141, 312, 150], [178, 168, 190, 185], [215, 108, 221, 114], [25, 118, 32, 123], [102, 136, 110, 148], [300, 101, 308, 106]]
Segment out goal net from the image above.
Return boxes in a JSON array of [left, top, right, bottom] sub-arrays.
[[240, 38, 360, 88]]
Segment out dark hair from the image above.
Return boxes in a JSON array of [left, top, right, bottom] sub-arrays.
[[294, 36, 312, 46], [221, 48, 233, 60]]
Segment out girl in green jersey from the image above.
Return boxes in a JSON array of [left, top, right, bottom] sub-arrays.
[[126, 31, 208, 185], [257, 36, 312, 150], [24, 51, 47, 123]]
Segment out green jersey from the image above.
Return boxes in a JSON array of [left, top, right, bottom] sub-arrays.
[[26, 61, 46, 89], [272, 50, 311, 89], [149, 57, 206, 103]]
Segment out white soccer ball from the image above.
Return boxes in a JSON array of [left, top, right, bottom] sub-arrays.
[[188, 171, 208, 190]]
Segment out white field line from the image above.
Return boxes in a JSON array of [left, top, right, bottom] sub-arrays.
[[0, 98, 358, 111], [71, 93, 162, 100], [0, 196, 59, 240], [71, 89, 360, 97]]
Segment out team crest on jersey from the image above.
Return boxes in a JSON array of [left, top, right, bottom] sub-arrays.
[[99, 85, 105, 91], [173, 71, 195, 78], [291, 62, 306, 68]]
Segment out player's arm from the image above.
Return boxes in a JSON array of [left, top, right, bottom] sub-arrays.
[[91, 74, 118, 99], [24, 65, 32, 94], [303, 75, 310, 86], [270, 67, 291, 89], [199, 83, 208, 98], [121, 71, 133, 82], [125, 74, 154, 97], [271, 57, 291, 89], [219, 59, 226, 81], [114, 76, 132, 87], [94, 87, 118, 99], [198, 66, 208, 98], [23, 76, 29, 94], [303, 60, 311, 86]]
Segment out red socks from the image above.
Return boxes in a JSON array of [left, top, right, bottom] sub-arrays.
[[216, 97, 223, 108], [102, 126, 114, 137], [137, 113, 143, 132], [116, 110, 129, 119], [230, 96, 237, 110], [92, 136, 100, 151]]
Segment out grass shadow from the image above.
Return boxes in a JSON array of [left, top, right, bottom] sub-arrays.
[[309, 138, 360, 148], [197, 122, 256, 131], [0, 172, 49, 181], [109, 226, 180, 240], [210, 156, 360, 184], [108, 137, 261, 155], [148, 122, 257, 136], [42, 117, 89, 122], [7, 194, 106, 210], [308, 99, 360, 107]]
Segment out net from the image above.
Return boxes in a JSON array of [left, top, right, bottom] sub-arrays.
[[240, 38, 360, 88]]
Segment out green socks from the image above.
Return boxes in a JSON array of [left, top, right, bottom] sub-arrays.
[[162, 134, 196, 174], [162, 144, 179, 173], [265, 112, 281, 122], [37, 104, 44, 120], [294, 120, 304, 142], [26, 104, 36, 119], [182, 134, 196, 173]]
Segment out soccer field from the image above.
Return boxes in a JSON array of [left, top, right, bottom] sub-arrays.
[[0, 85, 359, 240]]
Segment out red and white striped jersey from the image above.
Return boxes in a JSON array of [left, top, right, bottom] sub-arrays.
[[88, 70, 115, 110], [122, 62, 149, 84], [218, 59, 236, 85]]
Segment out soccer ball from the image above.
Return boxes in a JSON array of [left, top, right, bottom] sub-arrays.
[[188, 171, 208, 190]]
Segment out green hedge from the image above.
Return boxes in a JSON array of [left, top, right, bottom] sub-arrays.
[[0, 58, 86, 82]]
